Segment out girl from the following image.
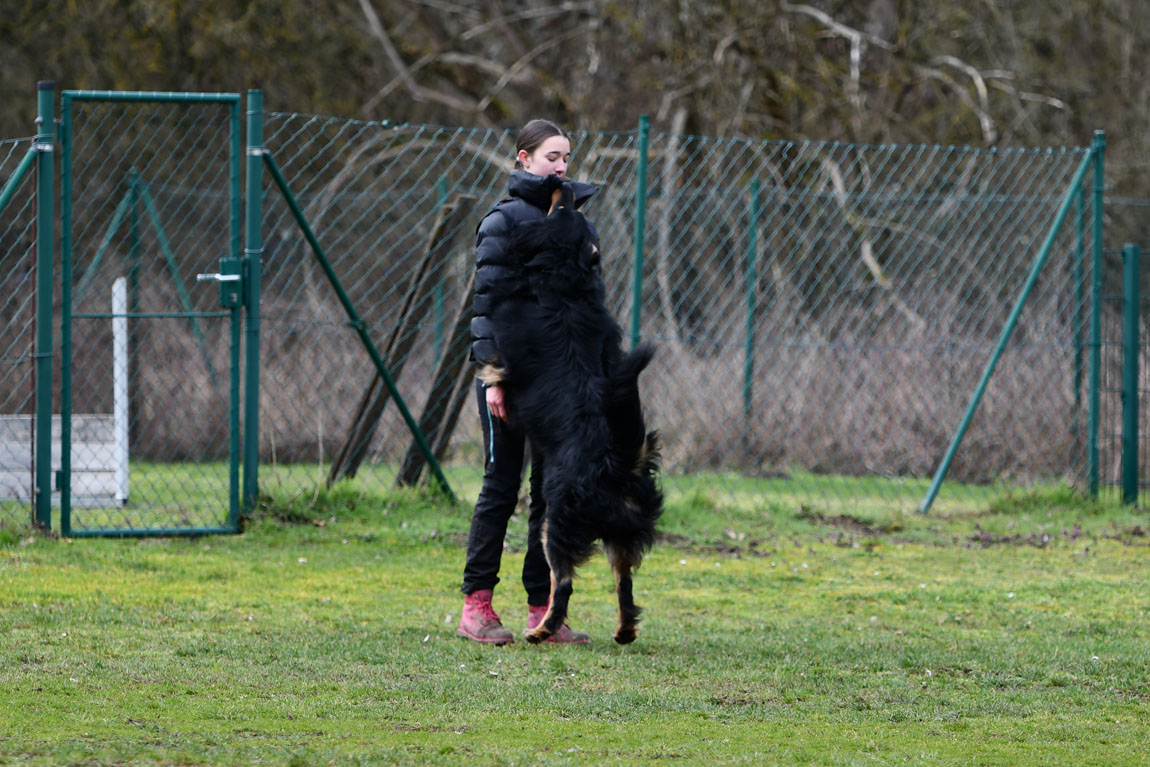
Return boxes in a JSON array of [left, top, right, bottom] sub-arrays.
[[457, 119, 601, 645]]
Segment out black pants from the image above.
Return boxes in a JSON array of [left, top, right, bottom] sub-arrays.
[[460, 379, 551, 605]]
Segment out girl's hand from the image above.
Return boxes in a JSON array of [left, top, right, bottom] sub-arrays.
[[486, 384, 507, 421]]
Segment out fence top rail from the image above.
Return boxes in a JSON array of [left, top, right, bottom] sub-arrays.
[[264, 110, 1093, 156], [62, 90, 241, 104], [265, 112, 642, 138], [649, 133, 1093, 157]]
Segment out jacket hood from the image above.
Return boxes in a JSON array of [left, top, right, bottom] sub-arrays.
[[508, 170, 598, 211]]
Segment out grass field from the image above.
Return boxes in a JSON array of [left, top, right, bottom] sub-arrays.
[[1, 481, 1147, 766]]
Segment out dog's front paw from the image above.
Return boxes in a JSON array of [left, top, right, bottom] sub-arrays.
[[524, 627, 551, 644], [613, 626, 639, 645]]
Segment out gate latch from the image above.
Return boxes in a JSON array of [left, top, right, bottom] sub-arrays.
[[196, 257, 245, 308]]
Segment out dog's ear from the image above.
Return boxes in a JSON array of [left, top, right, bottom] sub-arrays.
[[548, 182, 575, 215]]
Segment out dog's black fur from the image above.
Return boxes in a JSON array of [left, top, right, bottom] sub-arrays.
[[480, 181, 662, 644]]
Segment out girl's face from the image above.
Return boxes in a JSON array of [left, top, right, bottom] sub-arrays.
[[518, 135, 570, 178]]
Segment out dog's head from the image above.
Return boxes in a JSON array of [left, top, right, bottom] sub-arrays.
[[513, 181, 600, 281]]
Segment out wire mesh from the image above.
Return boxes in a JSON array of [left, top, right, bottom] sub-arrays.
[[62, 96, 240, 533], [258, 118, 646, 505], [11, 94, 1150, 536], [1098, 198, 1150, 506], [640, 135, 1096, 514], [0, 136, 37, 528], [259, 116, 1098, 515]]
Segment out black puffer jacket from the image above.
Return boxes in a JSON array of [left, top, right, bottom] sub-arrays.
[[470, 170, 600, 368]]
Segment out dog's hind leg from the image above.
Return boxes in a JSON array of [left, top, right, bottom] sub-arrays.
[[523, 562, 575, 644], [523, 523, 577, 645], [605, 541, 642, 644]]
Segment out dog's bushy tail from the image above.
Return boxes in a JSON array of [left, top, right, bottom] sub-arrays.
[[607, 341, 663, 538], [606, 343, 655, 456]]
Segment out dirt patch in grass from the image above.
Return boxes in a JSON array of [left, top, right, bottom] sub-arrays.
[[796, 508, 889, 536]]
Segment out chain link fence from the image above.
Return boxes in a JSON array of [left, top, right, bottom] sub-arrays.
[[259, 114, 1101, 515], [0, 135, 38, 529], [1098, 197, 1150, 505], [1, 97, 1127, 531]]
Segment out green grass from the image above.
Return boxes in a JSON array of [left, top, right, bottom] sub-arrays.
[[1, 481, 1147, 766]]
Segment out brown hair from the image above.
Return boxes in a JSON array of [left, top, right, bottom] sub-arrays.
[[514, 119, 567, 170]]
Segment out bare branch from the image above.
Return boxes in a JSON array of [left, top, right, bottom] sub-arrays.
[[782, 3, 897, 51], [460, 2, 597, 42], [419, 88, 487, 115], [913, 65, 997, 145], [723, 80, 754, 136], [984, 77, 1070, 143], [713, 30, 739, 64], [989, 81, 1069, 112], [403, 0, 482, 19], [656, 75, 711, 122], [821, 157, 927, 331], [483, 0, 527, 59], [475, 25, 589, 112], [362, 1, 596, 121], [932, 55, 996, 143], [361, 51, 502, 125], [438, 52, 533, 83], [782, 3, 896, 136], [358, 0, 424, 102]]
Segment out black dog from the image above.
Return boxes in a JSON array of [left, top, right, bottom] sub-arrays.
[[479, 181, 662, 644]]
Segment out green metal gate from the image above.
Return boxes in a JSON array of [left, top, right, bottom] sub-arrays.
[[0, 86, 49, 530], [59, 91, 244, 536]]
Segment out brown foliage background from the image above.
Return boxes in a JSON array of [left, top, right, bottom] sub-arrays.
[[2, 2, 1148, 512], [2, 1, 1147, 193]]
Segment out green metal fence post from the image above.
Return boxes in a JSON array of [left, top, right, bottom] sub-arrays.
[[127, 168, 142, 451], [743, 177, 761, 435], [1073, 187, 1085, 429], [1071, 185, 1087, 501], [34, 81, 55, 530], [919, 146, 1096, 514], [629, 115, 649, 350], [1087, 131, 1106, 498], [58, 90, 72, 535], [1121, 243, 1140, 505], [243, 90, 264, 514], [228, 96, 243, 531]]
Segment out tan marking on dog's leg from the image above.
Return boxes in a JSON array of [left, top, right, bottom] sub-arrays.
[[525, 519, 557, 644], [606, 543, 623, 628], [525, 572, 558, 644], [607, 542, 640, 645], [524, 573, 557, 645], [526, 535, 576, 644]]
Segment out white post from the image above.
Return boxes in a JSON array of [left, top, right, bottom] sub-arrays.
[[112, 277, 129, 504]]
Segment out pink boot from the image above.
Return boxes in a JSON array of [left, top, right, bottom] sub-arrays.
[[457, 590, 514, 645], [527, 603, 591, 644]]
